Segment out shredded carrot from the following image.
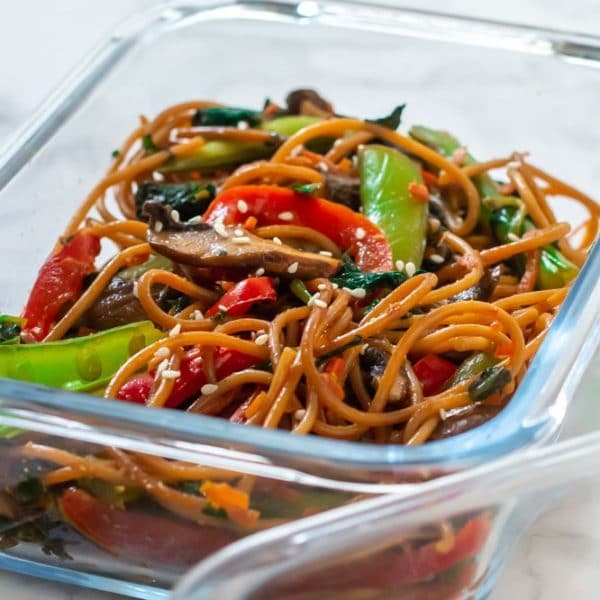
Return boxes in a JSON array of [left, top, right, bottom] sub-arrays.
[[325, 357, 345, 380], [243, 216, 258, 231], [322, 373, 344, 400], [494, 342, 514, 358], [200, 481, 250, 510], [226, 505, 260, 528], [422, 170, 439, 188], [244, 390, 267, 419], [408, 182, 430, 203]]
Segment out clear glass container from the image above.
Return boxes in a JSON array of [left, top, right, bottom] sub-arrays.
[[174, 430, 600, 600], [0, 1, 599, 597]]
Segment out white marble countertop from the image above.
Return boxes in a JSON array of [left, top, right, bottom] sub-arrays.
[[1, 1, 599, 598]]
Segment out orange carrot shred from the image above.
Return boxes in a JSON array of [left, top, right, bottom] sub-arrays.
[[494, 342, 514, 358], [325, 357, 345, 380], [421, 170, 439, 188], [243, 216, 258, 231], [408, 182, 430, 203], [201, 481, 250, 510]]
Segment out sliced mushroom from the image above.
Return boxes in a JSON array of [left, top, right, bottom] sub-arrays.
[[430, 404, 501, 440], [144, 201, 341, 279], [361, 347, 408, 404], [448, 265, 501, 303], [286, 89, 334, 117], [324, 171, 361, 211]]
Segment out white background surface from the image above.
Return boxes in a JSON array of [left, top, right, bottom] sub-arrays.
[[0, 1, 599, 598]]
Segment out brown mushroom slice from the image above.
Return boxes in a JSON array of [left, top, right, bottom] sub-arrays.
[[144, 201, 341, 279]]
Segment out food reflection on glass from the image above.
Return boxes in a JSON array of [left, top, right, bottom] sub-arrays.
[[0, 89, 597, 589]]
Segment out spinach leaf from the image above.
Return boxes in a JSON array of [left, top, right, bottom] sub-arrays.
[[142, 134, 158, 154], [368, 104, 406, 130], [292, 183, 320, 196], [192, 107, 262, 128], [0, 315, 22, 345], [332, 255, 407, 291], [135, 182, 216, 221]]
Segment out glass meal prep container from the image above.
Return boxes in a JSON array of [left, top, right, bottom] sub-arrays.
[[174, 429, 600, 600], [0, 1, 599, 598]]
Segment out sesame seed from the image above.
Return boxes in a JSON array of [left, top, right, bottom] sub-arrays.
[[190, 309, 204, 321], [237, 199, 249, 213], [395, 260, 405, 272], [187, 216, 202, 225], [169, 323, 181, 337], [201, 383, 219, 395], [132, 281, 139, 298], [255, 267, 265, 276], [429, 253, 444, 264], [214, 222, 228, 238], [278, 211, 294, 221], [355, 227, 366, 240], [318, 161, 329, 173], [293, 409, 306, 421], [153, 221, 163, 233], [237, 120, 249, 130], [332, 282, 339, 290], [319, 250, 333, 257], [314, 298, 328, 308], [317, 283, 327, 291], [161, 369, 181, 380], [350, 288, 367, 299], [507, 232, 520, 242], [254, 333, 269, 346], [232, 236, 251, 244], [171, 209, 180, 223], [156, 358, 169, 376], [218, 304, 227, 313], [287, 262, 299, 274], [272, 236, 283, 245], [440, 408, 449, 421], [234, 228, 244, 237], [405, 262, 416, 277], [154, 347, 170, 360]]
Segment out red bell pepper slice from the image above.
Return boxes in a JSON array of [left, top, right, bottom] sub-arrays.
[[21, 234, 100, 341], [413, 354, 458, 396], [117, 348, 259, 407], [202, 185, 393, 272], [279, 514, 489, 593], [59, 487, 237, 568], [206, 277, 277, 318]]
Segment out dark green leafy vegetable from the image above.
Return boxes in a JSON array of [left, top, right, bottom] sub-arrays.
[[135, 182, 216, 221], [0, 315, 22, 345], [332, 255, 407, 291], [142, 134, 158, 154], [292, 183, 320, 196], [468, 366, 511, 403], [111, 149, 120, 158], [202, 503, 228, 519], [192, 107, 262, 128], [368, 104, 405, 130]]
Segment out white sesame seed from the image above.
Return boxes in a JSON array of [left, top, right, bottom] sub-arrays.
[[355, 227, 366, 240], [350, 288, 367, 299], [287, 262, 299, 274], [319, 250, 333, 257], [214, 222, 228, 238], [314, 298, 328, 308], [237, 199, 249, 213], [317, 283, 327, 291], [187, 216, 203, 225], [153, 221, 163, 233], [307, 293, 318, 306], [232, 236, 251, 244], [440, 408, 449, 421], [201, 383, 219, 395], [156, 358, 169, 376], [237, 120, 249, 130], [278, 211, 294, 221], [169, 323, 181, 337], [318, 161, 329, 173], [161, 369, 181, 380], [507, 232, 520, 242], [234, 228, 244, 237], [255, 267, 265, 276], [254, 333, 269, 346], [293, 409, 306, 421], [395, 260, 405, 272], [171, 209, 180, 223], [429, 253, 444, 264], [332, 282, 339, 290], [405, 262, 416, 277], [272, 237, 283, 245], [218, 304, 227, 313], [190, 309, 204, 321], [132, 281, 139, 298], [428, 218, 441, 233], [154, 347, 170, 360]]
